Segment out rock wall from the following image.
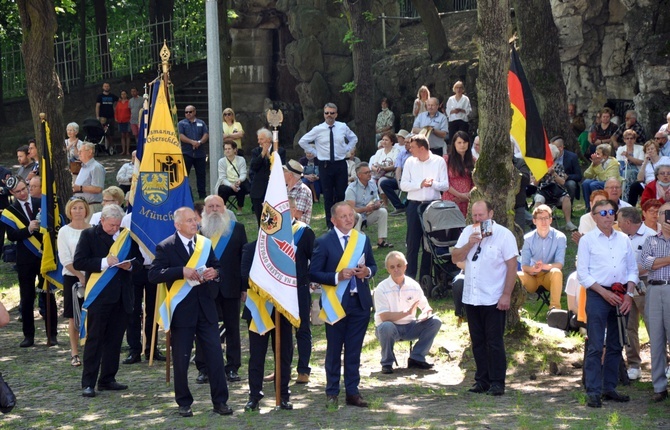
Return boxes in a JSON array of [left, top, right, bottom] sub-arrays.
[[552, 0, 670, 132]]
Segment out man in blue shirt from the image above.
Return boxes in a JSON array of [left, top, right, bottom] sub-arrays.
[[178, 106, 209, 200], [411, 98, 448, 156], [299, 103, 358, 229], [345, 162, 392, 248], [517, 205, 567, 310]]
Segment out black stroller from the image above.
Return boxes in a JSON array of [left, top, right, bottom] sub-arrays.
[[418, 200, 466, 298], [81, 117, 112, 156]]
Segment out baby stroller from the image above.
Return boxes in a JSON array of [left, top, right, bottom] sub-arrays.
[[419, 200, 466, 298], [81, 117, 112, 156]]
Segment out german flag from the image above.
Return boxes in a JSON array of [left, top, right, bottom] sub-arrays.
[[508, 46, 552, 180]]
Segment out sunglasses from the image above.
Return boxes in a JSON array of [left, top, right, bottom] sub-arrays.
[[472, 245, 482, 261], [185, 110, 194, 114], [324, 111, 337, 116], [223, 113, 232, 116], [597, 209, 616, 216]]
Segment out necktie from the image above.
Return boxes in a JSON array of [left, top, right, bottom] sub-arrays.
[[187, 240, 193, 256], [342, 235, 355, 292], [24, 202, 34, 220], [329, 125, 335, 162]]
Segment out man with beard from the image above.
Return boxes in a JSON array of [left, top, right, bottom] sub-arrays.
[[194, 195, 247, 384]]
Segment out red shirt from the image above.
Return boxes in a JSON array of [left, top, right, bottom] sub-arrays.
[[115, 99, 131, 123]]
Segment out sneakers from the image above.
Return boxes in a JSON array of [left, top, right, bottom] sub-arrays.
[[564, 221, 578, 232], [627, 367, 641, 380]]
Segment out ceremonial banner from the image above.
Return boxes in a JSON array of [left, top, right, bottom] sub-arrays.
[[130, 81, 192, 258], [508, 46, 552, 180], [246, 151, 299, 335]]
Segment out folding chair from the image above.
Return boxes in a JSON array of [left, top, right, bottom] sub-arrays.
[[533, 285, 551, 319]]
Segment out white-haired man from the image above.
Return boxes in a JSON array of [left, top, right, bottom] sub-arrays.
[[250, 128, 286, 226]]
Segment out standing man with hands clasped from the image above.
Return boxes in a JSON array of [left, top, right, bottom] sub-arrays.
[[179, 105, 209, 200], [452, 200, 519, 396]]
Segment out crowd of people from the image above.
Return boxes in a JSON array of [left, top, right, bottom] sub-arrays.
[[2, 80, 670, 418]]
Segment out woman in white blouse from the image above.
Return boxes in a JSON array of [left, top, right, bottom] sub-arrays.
[[446, 81, 472, 140], [57, 197, 90, 367], [215, 141, 248, 214]]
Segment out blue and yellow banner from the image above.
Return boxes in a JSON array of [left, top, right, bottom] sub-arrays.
[[0, 209, 42, 257], [246, 150, 299, 335], [130, 80, 192, 258], [319, 228, 366, 324], [40, 119, 64, 290]]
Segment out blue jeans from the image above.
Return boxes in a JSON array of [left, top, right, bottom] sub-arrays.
[[375, 318, 442, 366], [582, 179, 604, 211], [584, 289, 624, 397]]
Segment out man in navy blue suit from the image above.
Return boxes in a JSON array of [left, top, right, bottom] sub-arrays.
[[551, 137, 582, 202], [310, 202, 377, 408]]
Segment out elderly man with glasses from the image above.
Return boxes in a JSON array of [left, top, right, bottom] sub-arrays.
[[178, 105, 209, 199], [577, 199, 639, 408]]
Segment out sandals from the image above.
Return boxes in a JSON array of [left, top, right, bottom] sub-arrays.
[[71, 355, 81, 367], [377, 240, 394, 248]]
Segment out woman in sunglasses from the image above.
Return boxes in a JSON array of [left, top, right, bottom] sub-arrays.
[[222, 108, 244, 148]]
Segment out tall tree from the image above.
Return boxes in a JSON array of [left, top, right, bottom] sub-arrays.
[[218, 0, 232, 109], [511, 0, 575, 150], [17, 0, 70, 207], [93, 0, 112, 78], [342, 0, 375, 161], [412, 0, 449, 62], [473, 0, 524, 328]]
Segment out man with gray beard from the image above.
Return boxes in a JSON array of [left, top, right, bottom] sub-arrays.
[[194, 195, 248, 384]]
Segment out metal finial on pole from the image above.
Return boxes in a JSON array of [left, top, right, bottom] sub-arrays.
[[266, 109, 284, 152], [160, 41, 171, 76]]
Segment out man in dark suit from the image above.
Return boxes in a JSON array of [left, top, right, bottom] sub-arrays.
[[148, 207, 233, 417], [249, 128, 286, 226], [2, 176, 57, 347], [552, 137, 582, 201], [73, 204, 141, 398], [310, 202, 377, 408], [194, 195, 247, 384]]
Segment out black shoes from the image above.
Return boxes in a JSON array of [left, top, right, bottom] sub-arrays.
[[381, 365, 394, 374], [468, 383, 489, 394], [487, 385, 505, 396], [653, 390, 669, 402], [178, 405, 193, 417], [279, 400, 293, 410], [407, 357, 433, 370], [97, 381, 128, 391], [244, 399, 260, 412], [196, 371, 209, 384], [345, 394, 369, 407], [145, 349, 166, 362], [587, 395, 602, 408], [326, 394, 338, 408], [602, 390, 630, 402], [19, 338, 34, 348], [212, 403, 233, 415], [48, 336, 58, 346], [122, 353, 141, 365], [226, 370, 241, 382], [82, 386, 96, 398]]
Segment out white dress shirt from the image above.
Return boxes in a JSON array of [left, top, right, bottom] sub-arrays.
[[577, 228, 639, 288], [298, 121, 358, 161], [400, 153, 449, 201]]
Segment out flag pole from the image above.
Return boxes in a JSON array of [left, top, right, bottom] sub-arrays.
[[39, 115, 53, 348], [274, 310, 281, 408]]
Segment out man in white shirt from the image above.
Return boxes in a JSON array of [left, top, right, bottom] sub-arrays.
[[299, 103, 358, 229], [604, 177, 631, 209], [374, 251, 441, 374], [452, 200, 518, 396], [577, 199, 638, 408], [617, 207, 657, 381], [411, 97, 448, 156], [399, 134, 449, 279]]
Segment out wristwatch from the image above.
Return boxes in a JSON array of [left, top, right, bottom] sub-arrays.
[[626, 291, 634, 298]]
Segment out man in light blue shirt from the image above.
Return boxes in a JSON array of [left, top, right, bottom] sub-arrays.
[[411, 98, 448, 156], [345, 163, 392, 248]]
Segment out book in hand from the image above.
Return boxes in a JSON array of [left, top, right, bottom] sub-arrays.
[[111, 257, 136, 268], [187, 266, 208, 287], [416, 312, 437, 322]]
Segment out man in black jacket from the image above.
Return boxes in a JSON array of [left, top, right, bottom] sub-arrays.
[[73, 204, 141, 398], [551, 137, 583, 202]]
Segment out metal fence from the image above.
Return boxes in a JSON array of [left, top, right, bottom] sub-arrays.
[[1, 12, 206, 99], [399, 0, 478, 18]]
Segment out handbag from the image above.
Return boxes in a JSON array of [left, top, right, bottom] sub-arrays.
[[69, 160, 82, 175], [0, 373, 16, 414]]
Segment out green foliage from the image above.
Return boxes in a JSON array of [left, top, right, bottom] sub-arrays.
[[340, 81, 357, 93], [362, 10, 375, 22], [343, 29, 362, 48]]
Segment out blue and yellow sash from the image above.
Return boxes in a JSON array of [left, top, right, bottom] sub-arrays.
[[158, 235, 211, 332], [292, 220, 307, 246], [79, 229, 132, 344], [210, 219, 235, 260], [0, 209, 42, 257], [245, 288, 276, 335], [319, 229, 366, 324]]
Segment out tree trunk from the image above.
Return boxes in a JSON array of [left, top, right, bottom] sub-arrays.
[[412, 0, 449, 62], [17, 0, 70, 208], [218, 0, 232, 110], [78, 0, 86, 90], [0, 44, 6, 125], [511, 0, 576, 150], [93, 0, 112, 78], [343, 0, 376, 162], [474, 0, 524, 329], [149, 0, 175, 66]]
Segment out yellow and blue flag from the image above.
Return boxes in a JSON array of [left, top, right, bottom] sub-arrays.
[[246, 150, 299, 335], [130, 80, 192, 258]]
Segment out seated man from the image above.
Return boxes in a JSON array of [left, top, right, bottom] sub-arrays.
[[345, 162, 393, 248], [582, 143, 620, 211], [518, 205, 567, 310], [550, 136, 582, 202], [373, 251, 442, 374], [532, 144, 577, 231]]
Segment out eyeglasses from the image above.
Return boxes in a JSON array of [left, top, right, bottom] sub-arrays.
[[659, 171, 670, 176], [535, 216, 552, 221], [359, 170, 372, 175], [185, 110, 194, 114], [624, 137, 635, 140], [324, 111, 337, 116], [223, 113, 232, 116], [597, 209, 616, 216], [605, 186, 621, 190], [472, 245, 482, 261], [102, 198, 116, 203]]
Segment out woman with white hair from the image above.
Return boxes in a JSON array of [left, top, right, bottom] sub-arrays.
[[65, 122, 83, 161]]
